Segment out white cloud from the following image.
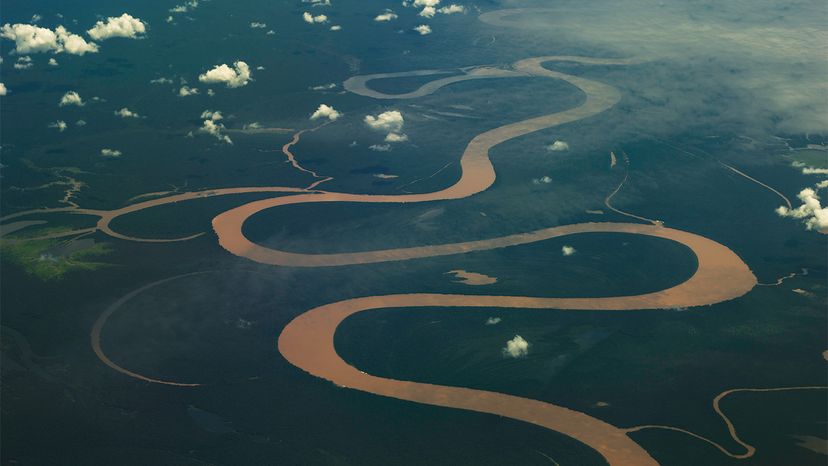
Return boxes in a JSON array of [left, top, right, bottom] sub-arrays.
[[49, 120, 67, 132], [817, 180, 828, 189], [166, 16, 174, 23], [532, 175, 553, 184], [310, 104, 341, 121], [303, 12, 328, 24], [330, 25, 341, 31], [369, 144, 392, 152], [364, 110, 404, 132], [366, 111, 406, 142], [0, 83, 7, 96], [374, 11, 398, 21], [198, 110, 232, 144], [419, 7, 436, 18], [776, 185, 828, 231], [385, 132, 408, 143], [0, 24, 97, 55], [201, 110, 223, 120], [115, 107, 140, 118], [546, 140, 570, 151], [311, 83, 336, 91], [87, 13, 147, 40], [170, 0, 198, 13], [438, 4, 465, 14], [14, 56, 33, 69], [150, 77, 172, 84], [250, 22, 267, 29], [803, 167, 828, 175], [266, 30, 276, 35], [303, 0, 331, 5], [485, 317, 501, 325], [58, 26, 100, 54], [413, 0, 440, 6], [1, 24, 58, 54], [31, 14, 43, 23], [100, 148, 122, 157], [198, 61, 252, 88], [59, 91, 84, 107], [562, 245, 577, 256], [413, 24, 432, 35], [502, 335, 529, 358], [178, 85, 199, 96], [48, 57, 58, 66], [76, 119, 86, 126]]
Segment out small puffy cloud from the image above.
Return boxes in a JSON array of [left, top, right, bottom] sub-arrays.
[[485, 317, 501, 325], [198, 110, 232, 144], [201, 110, 223, 120], [310, 104, 341, 121], [115, 107, 140, 118], [366, 111, 406, 142], [178, 85, 199, 96], [413, 24, 432, 35], [311, 83, 336, 91], [170, 0, 198, 13], [546, 140, 570, 151], [150, 77, 172, 84], [803, 167, 828, 175], [56, 26, 98, 54], [49, 120, 67, 132], [0, 83, 7, 96], [266, 29, 276, 35], [330, 25, 341, 31], [364, 110, 404, 132], [166, 16, 174, 23], [100, 148, 122, 157], [250, 22, 267, 29], [1, 24, 58, 54], [502, 335, 529, 358], [369, 144, 392, 152], [413, 0, 440, 6], [374, 11, 398, 21], [14, 56, 33, 69], [438, 4, 465, 14], [817, 180, 828, 189], [87, 13, 147, 40], [48, 57, 58, 66], [198, 61, 252, 88], [31, 14, 43, 23], [303, 12, 328, 24], [385, 132, 408, 143], [59, 91, 84, 106], [419, 7, 436, 18], [532, 175, 553, 184], [0, 24, 98, 55], [562, 245, 577, 256], [776, 186, 828, 231], [76, 119, 86, 126]]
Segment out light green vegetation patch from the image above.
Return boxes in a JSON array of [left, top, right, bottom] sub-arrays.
[[0, 236, 113, 281]]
